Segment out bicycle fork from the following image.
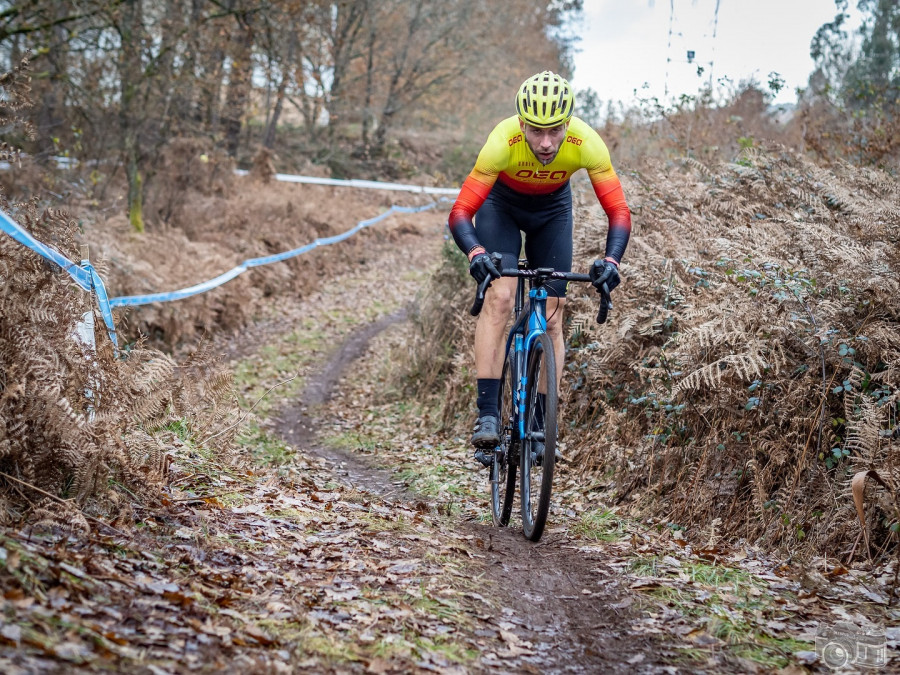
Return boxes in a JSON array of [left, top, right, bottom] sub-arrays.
[[520, 288, 548, 446]]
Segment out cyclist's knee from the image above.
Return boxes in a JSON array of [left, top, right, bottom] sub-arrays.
[[547, 301, 566, 336], [484, 283, 515, 317]]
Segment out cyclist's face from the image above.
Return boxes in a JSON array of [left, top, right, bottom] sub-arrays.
[[521, 121, 568, 165]]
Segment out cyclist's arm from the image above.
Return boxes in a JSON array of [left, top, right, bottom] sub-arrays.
[[448, 168, 497, 259], [582, 129, 631, 265], [590, 170, 630, 264], [448, 126, 507, 260]]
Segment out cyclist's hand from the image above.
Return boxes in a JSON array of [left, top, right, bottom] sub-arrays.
[[469, 252, 502, 284], [590, 259, 620, 293]]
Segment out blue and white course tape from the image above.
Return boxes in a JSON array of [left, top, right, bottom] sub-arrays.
[[108, 200, 447, 307], [233, 170, 459, 196], [0, 175, 458, 350], [0, 208, 119, 350]]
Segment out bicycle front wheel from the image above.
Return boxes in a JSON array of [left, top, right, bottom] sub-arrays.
[[491, 345, 517, 526], [520, 333, 558, 541]]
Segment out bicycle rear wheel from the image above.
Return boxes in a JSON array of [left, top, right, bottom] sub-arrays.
[[520, 333, 557, 541], [490, 345, 518, 526]]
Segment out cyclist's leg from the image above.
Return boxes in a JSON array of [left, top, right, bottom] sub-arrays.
[[474, 277, 516, 379], [522, 190, 573, 392], [470, 190, 524, 452], [471, 277, 516, 452], [472, 189, 523, 381]]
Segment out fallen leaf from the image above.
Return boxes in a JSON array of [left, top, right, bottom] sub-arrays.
[[0, 624, 22, 646], [825, 564, 848, 577], [244, 625, 275, 646], [367, 657, 392, 674]]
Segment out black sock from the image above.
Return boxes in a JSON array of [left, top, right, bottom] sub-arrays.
[[476, 378, 501, 418]]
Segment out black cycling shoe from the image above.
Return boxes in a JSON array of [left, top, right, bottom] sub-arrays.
[[473, 448, 493, 468], [470, 414, 500, 448]]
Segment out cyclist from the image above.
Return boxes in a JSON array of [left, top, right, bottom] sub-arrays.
[[448, 71, 631, 466]]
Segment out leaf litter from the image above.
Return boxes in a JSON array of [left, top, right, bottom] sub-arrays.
[[314, 198, 900, 672], [2, 188, 898, 673]]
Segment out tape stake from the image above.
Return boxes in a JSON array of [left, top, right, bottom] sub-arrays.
[[84, 262, 118, 353]]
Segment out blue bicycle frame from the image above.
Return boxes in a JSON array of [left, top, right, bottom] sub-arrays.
[[471, 257, 611, 538], [510, 283, 551, 445]]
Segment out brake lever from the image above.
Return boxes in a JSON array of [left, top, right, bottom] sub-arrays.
[[470, 276, 492, 316], [596, 282, 612, 324]]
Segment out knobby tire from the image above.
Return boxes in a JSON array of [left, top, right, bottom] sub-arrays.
[[491, 345, 517, 526], [520, 333, 557, 541]]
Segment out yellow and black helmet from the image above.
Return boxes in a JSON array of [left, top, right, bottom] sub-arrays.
[[516, 71, 575, 128]]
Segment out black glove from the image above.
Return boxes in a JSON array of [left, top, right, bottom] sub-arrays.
[[589, 259, 620, 293], [469, 252, 502, 284]]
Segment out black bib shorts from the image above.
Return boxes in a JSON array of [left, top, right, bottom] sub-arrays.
[[474, 180, 573, 298]]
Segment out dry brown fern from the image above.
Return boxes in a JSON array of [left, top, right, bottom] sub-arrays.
[[404, 147, 900, 560], [0, 56, 241, 528]]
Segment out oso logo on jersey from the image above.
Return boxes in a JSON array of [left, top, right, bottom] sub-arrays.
[[514, 169, 568, 180]]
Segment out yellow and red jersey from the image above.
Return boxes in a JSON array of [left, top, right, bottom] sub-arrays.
[[449, 115, 631, 263]]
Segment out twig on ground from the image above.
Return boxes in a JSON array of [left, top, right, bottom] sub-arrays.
[[201, 374, 298, 445], [170, 490, 241, 503], [0, 470, 129, 537]]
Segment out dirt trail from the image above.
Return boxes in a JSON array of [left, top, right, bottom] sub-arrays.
[[272, 280, 676, 673], [276, 308, 409, 497]]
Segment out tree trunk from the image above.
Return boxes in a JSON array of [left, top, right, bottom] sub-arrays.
[[199, 0, 231, 131], [326, 0, 366, 139], [223, 11, 254, 157], [152, 0, 183, 136], [36, 3, 71, 156], [372, 2, 421, 152], [124, 132, 144, 232], [360, 1, 376, 146], [119, 0, 145, 233], [263, 27, 296, 149]]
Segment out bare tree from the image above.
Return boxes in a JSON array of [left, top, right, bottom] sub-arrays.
[[261, 8, 299, 148], [222, 7, 256, 155], [116, 0, 146, 232]]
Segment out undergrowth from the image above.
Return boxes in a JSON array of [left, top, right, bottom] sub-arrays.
[[0, 58, 240, 529], [403, 146, 900, 561]]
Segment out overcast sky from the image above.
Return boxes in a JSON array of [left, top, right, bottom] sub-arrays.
[[570, 0, 859, 107]]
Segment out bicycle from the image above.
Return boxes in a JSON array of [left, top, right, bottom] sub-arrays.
[[471, 257, 612, 541]]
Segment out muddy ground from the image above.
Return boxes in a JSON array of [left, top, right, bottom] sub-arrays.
[[2, 185, 896, 674], [274, 300, 676, 674]]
